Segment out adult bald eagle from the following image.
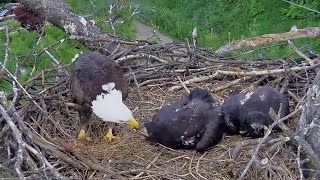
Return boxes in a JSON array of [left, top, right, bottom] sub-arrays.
[[70, 52, 139, 142], [221, 86, 290, 138], [139, 88, 225, 152]]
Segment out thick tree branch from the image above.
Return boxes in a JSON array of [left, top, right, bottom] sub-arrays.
[[216, 26, 320, 54]]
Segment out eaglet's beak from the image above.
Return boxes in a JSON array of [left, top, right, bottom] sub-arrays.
[[138, 123, 149, 137], [127, 118, 139, 129]]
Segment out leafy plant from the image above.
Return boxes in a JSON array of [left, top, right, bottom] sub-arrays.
[[281, 0, 320, 20], [249, 0, 265, 17]]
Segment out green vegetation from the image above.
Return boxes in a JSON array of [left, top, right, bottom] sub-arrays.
[[0, 170, 11, 177], [65, 0, 137, 39], [134, 0, 320, 58], [0, 19, 88, 91], [0, 0, 137, 92]]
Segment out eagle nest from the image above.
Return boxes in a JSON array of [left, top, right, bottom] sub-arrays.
[[0, 46, 318, 179]]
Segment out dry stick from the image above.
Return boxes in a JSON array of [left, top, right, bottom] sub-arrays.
[[238, 107, 302, 180], [36, 39, 66, 60], [185, 38, 193, 61], [139, 78, 171, 87], [132, 151, 163, 179], [0, 14, 16, 22], [216, 63, 320, 76], [25, 130, 85, 170], [0, 105, 25, 180], [212, 76, 253, 92], [288, 90, 300, 103], [297, 145, 304, 180], [188, 153, 200, 180], [177, 76, 190, 94], [23, 141, 63, 179], [130, 69, 140, 88], [116, 53, 168, 64], [0, 63, 43, 111], [170, 63, 319, 91], [56, 138, 126, 180], [195, 54, 281, 65], [13, 108, 65, 179], [1, 26, 10, 74], [288, 40, 314, 66], [269, 107, 291, 132], [195, 153, 208, 180], [43, 47, 68, 75], [2, 64, 70, 138], [9, 63, 19, 110], [230, 136, 277, 160], [29, 39, 66, 77], [169, 72, 219, 91]]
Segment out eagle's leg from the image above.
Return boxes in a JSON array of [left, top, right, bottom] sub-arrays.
[[78, 106, 92, 142], [102, 122, 119, 142]]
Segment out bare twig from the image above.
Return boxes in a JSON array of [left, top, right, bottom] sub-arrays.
[[282, 0, 320, 14], [216, 63, 320, 76], [288, 40, 314, 65], [177, 76, 190, 94], [132, 151, 163, 179], [238, 107, 302, 180], [297, 144, 304, 180], [169, 72, 219, 91], [116, 53, 168, 64], [56, 138, 126, 180], [1, 26, 10, 75], [0, 63, 44, 111]]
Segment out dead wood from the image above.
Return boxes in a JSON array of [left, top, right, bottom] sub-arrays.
[[216, 26, 320, 54], [296, 71, 320, 179]]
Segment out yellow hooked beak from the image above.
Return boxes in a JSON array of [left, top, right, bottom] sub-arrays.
[[127, 118, 140, 129]]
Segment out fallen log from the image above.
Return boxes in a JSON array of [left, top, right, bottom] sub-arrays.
[[216, 26, 320, 54]]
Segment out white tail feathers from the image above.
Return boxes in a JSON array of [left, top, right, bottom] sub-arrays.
[[91, 84, 132, 123]]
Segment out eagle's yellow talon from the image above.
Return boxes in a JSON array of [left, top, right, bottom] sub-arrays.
[[78, 129, 92, 142], [103, 128, 120, 142]]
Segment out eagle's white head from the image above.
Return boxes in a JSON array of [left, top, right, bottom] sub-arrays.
[[91, 82, 139, 129]]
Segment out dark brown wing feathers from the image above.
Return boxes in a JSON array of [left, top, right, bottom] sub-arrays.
[[70, 52, 128, 124]]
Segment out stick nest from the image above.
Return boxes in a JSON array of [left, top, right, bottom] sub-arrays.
[[1, 45, 318, 179]]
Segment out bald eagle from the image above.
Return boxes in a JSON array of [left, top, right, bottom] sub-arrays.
[[221, 86, 290, 138], [139, 88, 225, 152], [70, 52, 139, 142]]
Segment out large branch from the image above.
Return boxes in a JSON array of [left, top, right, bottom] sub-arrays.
[[16, 0, 127, 57], [297, 70, 320, 178], [216, 26, 320, 54]]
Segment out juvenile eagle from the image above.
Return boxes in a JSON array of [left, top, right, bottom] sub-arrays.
[[221, 86, 290, 138], [70, 52, 139, 142], [139, 88, 225, 152]]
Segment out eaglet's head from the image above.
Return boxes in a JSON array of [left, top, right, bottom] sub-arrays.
[[90, 82, 139, 129]]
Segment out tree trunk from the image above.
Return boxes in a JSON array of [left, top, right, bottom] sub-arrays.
[[16, 0, 127, 57], [298, 71, 320, 178]]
